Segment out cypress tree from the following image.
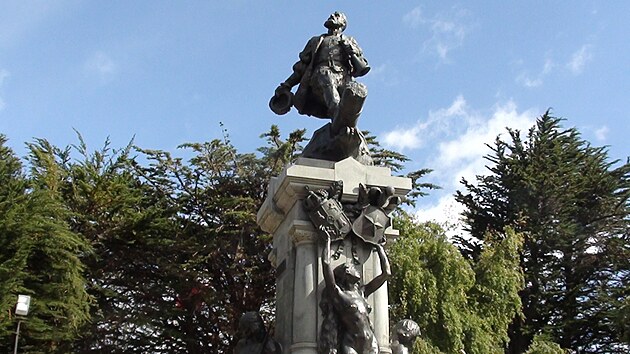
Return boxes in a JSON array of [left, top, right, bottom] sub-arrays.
[[455, 112, 630, 353], [0, 136, 91, 353]]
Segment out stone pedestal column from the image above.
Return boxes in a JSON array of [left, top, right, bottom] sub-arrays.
[[257, 157, 411, 354], [290, 224, 319, 354]]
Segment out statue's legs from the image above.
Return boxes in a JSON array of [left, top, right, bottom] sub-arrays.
[[313, 67, 347, 119], [331, 81, 367, 136]]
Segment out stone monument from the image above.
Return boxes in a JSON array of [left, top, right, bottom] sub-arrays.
[[258, 12, 412, 354]]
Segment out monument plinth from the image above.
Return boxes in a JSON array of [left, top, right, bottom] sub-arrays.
[[257, 157, 411, 354]]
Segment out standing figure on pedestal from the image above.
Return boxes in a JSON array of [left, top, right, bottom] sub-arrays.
[[234, 312, 282, 354], [270, 12, 373, 164], [319, 234, 391, 354]]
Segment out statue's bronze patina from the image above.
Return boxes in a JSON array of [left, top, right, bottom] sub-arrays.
[[258, 12, 409, 353], [319, 234, 391, 354], [303, 181, 400, 353], [270, 12, 372, 164], [391, 319, 421, 354], [233, 312, 282, 354]]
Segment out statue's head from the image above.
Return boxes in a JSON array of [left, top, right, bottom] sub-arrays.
[[237, 311, 266, 340], [333, 262, 361, 288], [393, 319, 421, 345], [324, 12, 347, 32]]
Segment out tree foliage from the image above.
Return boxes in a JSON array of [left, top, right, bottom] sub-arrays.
[[524, 334, 566, 354], [0, 124, 436, 353], [455, 112, 630, 353], [0, 136, 91, 353], [389, 212, 523, 354]]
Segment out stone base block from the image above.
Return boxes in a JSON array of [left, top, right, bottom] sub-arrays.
[[257, 157, 411, 354]]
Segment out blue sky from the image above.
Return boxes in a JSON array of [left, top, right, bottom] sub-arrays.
[[1, 1, 628, 226]]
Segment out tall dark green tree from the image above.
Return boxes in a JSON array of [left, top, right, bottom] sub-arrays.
[[22, 127, 306, 353], [455, 113, 630, 353], [23, 132, 281, 353], [0, 136, 91, 353]]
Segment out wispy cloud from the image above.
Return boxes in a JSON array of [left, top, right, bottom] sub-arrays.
[[433, 100, 535, 186], [382, 95, 467, 150], [567, 45, 593, 75], [594, 125, 608, 141], [0, 69, 9, 112], [365, 63, 400, 87], [84, 51, 117, 83], [382, 97, 537, 233], [403, 5, 474, 61], [516, 58, 555, 88]]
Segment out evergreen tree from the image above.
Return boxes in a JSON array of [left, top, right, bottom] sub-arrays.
[[389, 212, 523, 354], [26, 136, 187, 353], [3, 125, 436, 353], [523, 334, 565, 354], [363, 131, 440, 204], [0, 136, 91, 353], [455, 112, 630, 353], [25, 127, 306, 353]]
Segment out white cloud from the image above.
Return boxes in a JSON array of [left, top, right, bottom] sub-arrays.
[[595, 125, 608, 141], [365, 63, 400, 87], [516, 74, 542, 88], [383, 97, 537, 230], [567, 45, 593, 75], [403, 6, 474, 61], [368, 63, 387, 77], [382, 125, 424, 150], [382, 95, 467, 151], [516, 58, 555, 88], [402, 6, 424, 29], [85, 51, 117, 82], [0, 69, 9, 112], [414, 195, 466, 237], [436, 100, 534, 177], [0, 69, 8, 84]]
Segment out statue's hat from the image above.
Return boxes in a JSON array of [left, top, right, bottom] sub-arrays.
[[269, 90, 293, 115]]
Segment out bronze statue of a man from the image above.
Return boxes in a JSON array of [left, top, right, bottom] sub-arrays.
[[272, 12, 369, 120], [270, 12, 373, 164]]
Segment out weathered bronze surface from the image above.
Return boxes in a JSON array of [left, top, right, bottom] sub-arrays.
[[233, 312, 282, 354], [271, 12, 372, 164], [391, 319, 421, 354], [319, 235, 391, 354]]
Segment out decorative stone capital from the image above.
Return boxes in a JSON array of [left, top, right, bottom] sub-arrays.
[[289, 220, 319, 245], [257, 157, 412, 235]]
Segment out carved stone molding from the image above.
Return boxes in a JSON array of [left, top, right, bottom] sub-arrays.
[[257, 157, 412, 235], [289, 220, 319, 245]]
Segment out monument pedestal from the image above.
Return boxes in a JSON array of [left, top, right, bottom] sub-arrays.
[[257, 157, 411, 354]]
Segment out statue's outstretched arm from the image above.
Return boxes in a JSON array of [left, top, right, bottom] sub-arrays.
[[321, 233, 337, 295], [364, 244, 391, 297]]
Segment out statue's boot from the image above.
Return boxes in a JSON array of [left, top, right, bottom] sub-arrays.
[[331, 81, 367, 135]]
